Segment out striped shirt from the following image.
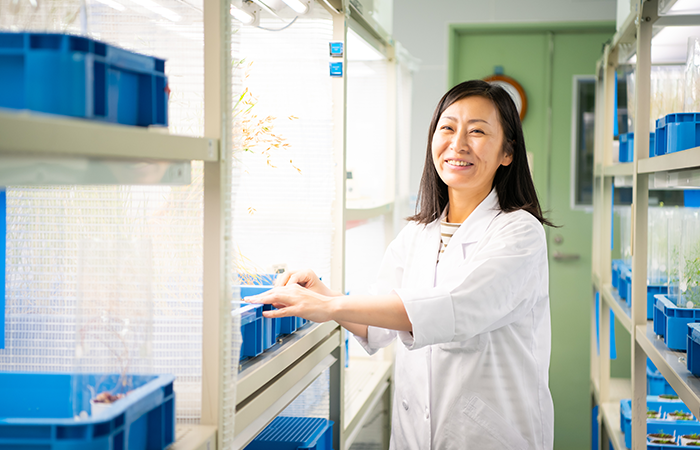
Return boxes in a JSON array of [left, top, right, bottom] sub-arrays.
[[438, 219, 461, 261]]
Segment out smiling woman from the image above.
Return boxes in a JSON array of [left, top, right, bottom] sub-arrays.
[[247, 79, 556, 450]]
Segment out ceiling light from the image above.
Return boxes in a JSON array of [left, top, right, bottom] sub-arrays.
[[280, 0, 308, 14]]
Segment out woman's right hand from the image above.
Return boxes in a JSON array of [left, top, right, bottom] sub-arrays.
[[275, 269, 336, 297]]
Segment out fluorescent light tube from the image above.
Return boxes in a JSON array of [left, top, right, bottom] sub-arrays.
[[230, 5, 255, 24], [133, 0, 181, 22], [96, 0, 125, 11], [281, 0, 308, 14]]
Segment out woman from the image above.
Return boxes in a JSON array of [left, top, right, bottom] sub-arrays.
[[247, 80, 554, 450]]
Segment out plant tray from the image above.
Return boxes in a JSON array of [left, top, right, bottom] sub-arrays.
[[620, 396, 698, 449], [236, 301, 264, 360], [0, 32, 168, 127], [612, 260, 623, 290], [647, 358, 677, 396], [654, 294, 700, 351], [244, 416, 334, 450], [0, 372, 175, 450], [655, 112, 700, 156]]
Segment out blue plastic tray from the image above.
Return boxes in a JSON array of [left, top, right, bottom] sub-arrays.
[[655, 112, 700, 156], [245, 416, 333, 450], [620, 396, 699, 449], [647, 358, 677, 396], [687, 323, 700, 376], [0, 372, 175, 450], [654, 294, 700, 351], [619, 267, 631, 302], [612, 260, 623, 290], [619, 132, 656, 162], [236, 302, 264, 360], [0, 32, 168, 127]]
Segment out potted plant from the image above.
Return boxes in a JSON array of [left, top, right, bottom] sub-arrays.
[[648, 409, 662, 419], [681, 433, 700, 446], [668, 410, 694, 421], [648, 432, 674, 440]]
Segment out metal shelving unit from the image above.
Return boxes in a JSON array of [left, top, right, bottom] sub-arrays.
[[591, 1, 700, 449]]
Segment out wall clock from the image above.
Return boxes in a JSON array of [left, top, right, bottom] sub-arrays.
[[484, 74, 528, 121]]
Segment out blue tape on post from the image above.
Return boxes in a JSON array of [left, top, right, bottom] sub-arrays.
[[595, 292, 617, 359], [1, 188, 5, 349]]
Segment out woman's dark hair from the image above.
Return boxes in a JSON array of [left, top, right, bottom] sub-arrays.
[[408, 79, 554, 227]]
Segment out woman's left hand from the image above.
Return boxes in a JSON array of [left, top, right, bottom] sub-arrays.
[[244, 284, 336, 323]]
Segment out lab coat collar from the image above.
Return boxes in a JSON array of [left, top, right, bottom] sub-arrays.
[[446, 188, 501, 245]]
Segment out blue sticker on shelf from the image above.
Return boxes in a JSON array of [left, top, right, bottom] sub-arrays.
[[1, 188, 5, 350], [329, 62, 343, 77], [329, 41, 343, 57]]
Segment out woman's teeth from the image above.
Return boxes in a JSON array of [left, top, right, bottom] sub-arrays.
[[447, 160, 471, 166]]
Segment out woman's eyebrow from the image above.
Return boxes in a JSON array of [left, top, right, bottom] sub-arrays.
[[440, 116, 490, 125]]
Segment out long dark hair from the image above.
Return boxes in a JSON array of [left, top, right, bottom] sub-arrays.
[[408, 80, 554, 227]]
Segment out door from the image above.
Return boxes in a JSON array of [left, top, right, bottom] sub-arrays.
[[452, 24, 615, 450]]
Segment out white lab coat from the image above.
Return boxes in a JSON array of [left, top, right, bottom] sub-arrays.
[[355, 189, 554, 450]]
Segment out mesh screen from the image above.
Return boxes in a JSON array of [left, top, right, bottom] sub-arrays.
[[0, 0, 208, 425]]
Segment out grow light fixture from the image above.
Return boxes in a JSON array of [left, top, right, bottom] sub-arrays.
[[231, 2, 260, 25], [280, 0, 309, 14], [133, 0, 181, 22]]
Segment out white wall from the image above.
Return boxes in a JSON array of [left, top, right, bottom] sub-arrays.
[[392, 0, 616, 198]]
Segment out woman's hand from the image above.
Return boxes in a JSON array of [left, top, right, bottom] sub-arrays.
[[274, 269, 337, 297], [245, 284, 336, 323]]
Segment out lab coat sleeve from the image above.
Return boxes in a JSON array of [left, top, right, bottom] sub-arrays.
[[395, 214, 547, 350], [351, 224, 411, 354]]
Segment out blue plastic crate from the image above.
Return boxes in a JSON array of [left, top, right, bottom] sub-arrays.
[[618, 132, 656, 162], [654, 294, 700, 351], [619, 267, 631, 302], [0, 32, 168, 127], [655, 112, 700, 156], [612, 260, 622, 290], [620, 396, 698, 449], [648, 285, 668, 320], [0, 372, 175, 450], [687, 323, 700, 376], [647, 358, 677, 396], [236, 302, 264, 360], [245, 416, 333, 450]]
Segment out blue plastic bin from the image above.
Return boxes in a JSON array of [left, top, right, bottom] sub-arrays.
[[655, 113, 700, 156], [612, 260, 622, 290], [236, 302, 264, 360], [648, 285, 668, 320], [687, 323, 700, 376], [619, 267, 631, 302], [653, 294, 700, 351], [245, 416, 333, 450], [620, 396, 698, 449], [0, 32, 168, 127], [647, 358, 677, 396], [0, 372, 175, 450], [618, 132, 656, 161]]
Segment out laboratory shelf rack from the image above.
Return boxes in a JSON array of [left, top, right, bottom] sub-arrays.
[[0, 1, 406, 449], [591, 1, 700, 449]]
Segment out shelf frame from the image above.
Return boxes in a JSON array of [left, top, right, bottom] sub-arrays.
[[590, 1, 700, 449], [0, 110, 218, 162]]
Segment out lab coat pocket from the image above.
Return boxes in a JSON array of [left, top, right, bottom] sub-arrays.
[[444, 395, 528, 450]]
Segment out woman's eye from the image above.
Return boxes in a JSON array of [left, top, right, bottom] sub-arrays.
[[470, 129, 484, 135], [440, 125, 453, 131]]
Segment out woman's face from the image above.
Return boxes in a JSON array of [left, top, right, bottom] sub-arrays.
[[431, 96, 512, 198]]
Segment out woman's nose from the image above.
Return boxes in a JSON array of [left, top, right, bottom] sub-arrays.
[[449, 133, 468, 152]]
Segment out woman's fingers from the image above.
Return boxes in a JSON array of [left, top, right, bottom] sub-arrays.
[[274, 271, 293, 287]]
